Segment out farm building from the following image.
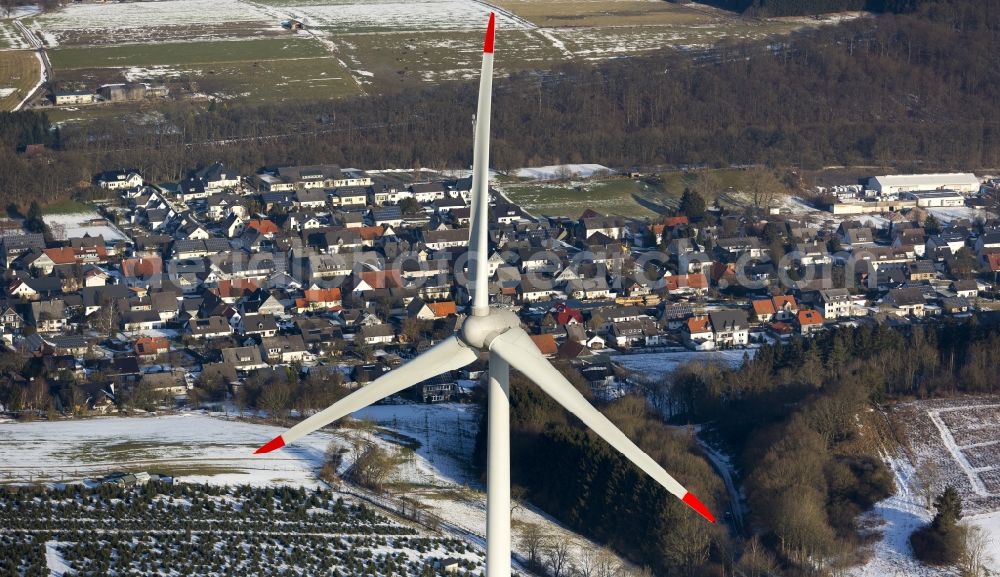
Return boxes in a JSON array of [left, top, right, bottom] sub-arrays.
[[97, 83, 169, 102], [52, 91, 96, 105], [867, 173, 980, 195]]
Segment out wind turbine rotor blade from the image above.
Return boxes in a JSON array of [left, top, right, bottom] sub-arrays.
[[254, 336, 477, 453], [488, 328, 716, 523], [469, 12, 495, 317]]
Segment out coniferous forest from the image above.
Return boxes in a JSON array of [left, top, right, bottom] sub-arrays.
[[0, 0, 998, 206]]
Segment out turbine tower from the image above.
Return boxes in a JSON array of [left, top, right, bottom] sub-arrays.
[[255, 13, 715, 576]]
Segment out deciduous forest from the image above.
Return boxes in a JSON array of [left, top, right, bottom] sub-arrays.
[[1, 0, 998, 208], [483, 319, 1000, 575]]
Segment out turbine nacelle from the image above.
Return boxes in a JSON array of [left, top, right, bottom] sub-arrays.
[[459, 308, 521, 350]]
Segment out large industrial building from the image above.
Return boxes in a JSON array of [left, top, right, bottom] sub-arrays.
[[868, 173, 981, 195]]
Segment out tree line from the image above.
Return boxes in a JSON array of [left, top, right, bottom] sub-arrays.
[[2, 0, 999, 208], [690, 0, 934, 17]]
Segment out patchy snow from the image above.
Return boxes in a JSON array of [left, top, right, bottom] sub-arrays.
[[850, 452, 937, 577], [352, 402, 480, 486], [610, 349, 752, 381], [281, 1, 530, 32], [42, 211, 129, 242], [45, 540, 72, 577], [967, 511, 1000, 571], [514, 163, 611, 180], [0, 88, 15, 98], [927, 206, 992, 224], [0, 414, 339, 487]]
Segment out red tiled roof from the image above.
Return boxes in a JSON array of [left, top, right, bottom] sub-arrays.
[[752, 299, 776, 316], [248, 219, 279, 235], [772, 295, 798, 310], [357, 270, 403, 290], [797, 309, 825, 326], [687, 316, 711, 333], [530, 333, 559, 356], [304, 287, 342, 303], [135, 336, 169, 355], [427, 301, 457, 317], [122, 257, 162, 279], [358, 226, 385, 241], [665, 273, 708, 292]]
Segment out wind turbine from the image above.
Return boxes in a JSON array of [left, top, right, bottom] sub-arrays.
[[254, 13, 715, 576]]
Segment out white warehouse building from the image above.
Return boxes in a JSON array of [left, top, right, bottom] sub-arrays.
[[868, 173, 981, 195], [905, 191, 966, 208]]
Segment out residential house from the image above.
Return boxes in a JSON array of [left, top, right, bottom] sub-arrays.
[[358, 323, 395, 346], [222, 347, 268, 371], [96, 169, 143, 190], [818, 288, 853, 319], [188, 316, 232, 339], [260, 335, 311, 364], [886, 287, 926, 317], [796, 309, 825, 335], [684, 316, 715, 350], [31, 300, 67, 333], [708, 310, 749, 347]]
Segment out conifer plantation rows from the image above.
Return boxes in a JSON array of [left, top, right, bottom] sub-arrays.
[[0, 483, 484, 577]]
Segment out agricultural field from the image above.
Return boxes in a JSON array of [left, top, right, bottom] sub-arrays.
[[499, 166, 784, 219], [14, 0, 851, 119], [849, 398, 1000, 576], [0, 50, 41, 111], [500, 177, 669, 219]]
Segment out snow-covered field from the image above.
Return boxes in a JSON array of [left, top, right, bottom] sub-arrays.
[[28, 0, 274, 46], [514, 163, 611, 180], [42, 210, 129, 242], [852, 399, 1000, 576], [610, 349, 752, 381], [0, 414, 338, 487], [285, 0, 529, 32]]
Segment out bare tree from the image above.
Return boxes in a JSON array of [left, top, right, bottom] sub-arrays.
[[962, 526, 993, 577], [517, 523, 549, 570], [914, 459, 944, 510], [742, 168, 783, 213], [510, 484, 527, 517], [545, 540, 572, 577]]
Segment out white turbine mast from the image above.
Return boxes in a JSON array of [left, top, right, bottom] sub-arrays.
[[254, 13, 715, 575]]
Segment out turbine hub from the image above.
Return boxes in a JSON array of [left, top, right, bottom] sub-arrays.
[[460, 308, 521, 350]]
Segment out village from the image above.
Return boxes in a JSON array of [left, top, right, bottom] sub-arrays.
[[1, 164, 999, 416]]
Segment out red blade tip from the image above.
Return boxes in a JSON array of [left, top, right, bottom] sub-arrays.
[[484, 12, 495, 53], [682, 492, 716, 523], [254, 435, 285, 454]]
